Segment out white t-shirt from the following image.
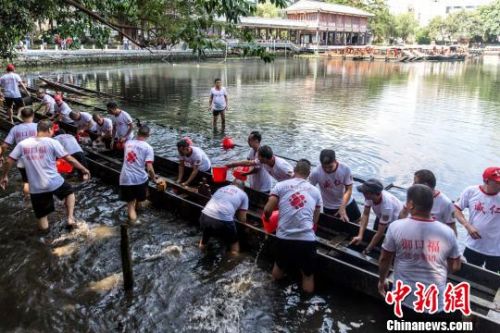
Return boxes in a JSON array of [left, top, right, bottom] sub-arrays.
[[309, 163, 354, 209], [432, 191, 455, 225], [455, 185, 500, 256], [271, 178, 323, 241], [247, 148, 272, 192], [74, 112, 96, 131], [202, 185, 249, 222], [94, 118, 113, 136], [179, 146, 211, 172], [210, 87, 227, 111], [4, 122, 37, 146], [41, 94, 55, 115], [9, 137, 68, 194], [119, 139, 154, 186], [382, 217, 460, 312], [54, 134, 82, 155], [365, 190, 403, 225], [55, 102, 73, 124], [0, 73, 22, 98], [256, 156, 294, 182], [112, 110, 133, 140]]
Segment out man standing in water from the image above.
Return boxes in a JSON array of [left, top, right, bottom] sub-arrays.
[[1, 107, 38, 196], [0, 64, 29, 123], [264, 159, 322, 293], [92, 113, 113, 149], [455, 167, 500, 272], [0, 120, 90, 231], [208, 78, 227, 130], [119, 125, 158, 223], [199, 179, 248, 255], [107, 101, 134, 148]]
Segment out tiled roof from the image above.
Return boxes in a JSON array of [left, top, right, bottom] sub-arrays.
[[239, 16, 315, 28], [286, 0, 374, 17]]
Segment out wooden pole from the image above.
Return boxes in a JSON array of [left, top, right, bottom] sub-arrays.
[[120, 224, 134, 291]]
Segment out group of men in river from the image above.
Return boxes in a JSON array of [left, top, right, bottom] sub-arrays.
[[1, 64, 499, 320]]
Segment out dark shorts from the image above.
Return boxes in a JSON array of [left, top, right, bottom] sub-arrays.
[[200, 213, 238, 246], [30, 182, 74, 219], [464, 247, 500, 273], [18, 167, 28, 183], [212, 109, 225, 116], [323, 200, 361, 222], [4, 97, 24, 111], [120, 181, 148, 202], [71, 152, 88, 176], [274, 238, 317, 276]]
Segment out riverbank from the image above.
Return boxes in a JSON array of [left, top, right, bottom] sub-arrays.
[[2, 49, 225, 67]]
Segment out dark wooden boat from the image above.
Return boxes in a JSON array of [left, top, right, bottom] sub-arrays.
[[425, 54, 466, 62], [0, 110, 499, 331]]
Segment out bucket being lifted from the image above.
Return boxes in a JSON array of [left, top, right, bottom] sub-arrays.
[[56, 158, 73, 174], [212, 166, 227, 183], [261, 210, 279, 233], [233, 166, 252, 181]]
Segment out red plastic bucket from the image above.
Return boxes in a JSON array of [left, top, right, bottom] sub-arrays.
[[56, 158, 73, 174], [233, 166, 251, 181], [212, 166, 227, 183], [261, 210, 279, 233]]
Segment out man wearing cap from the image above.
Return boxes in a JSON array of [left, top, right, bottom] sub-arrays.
[[0, 64, 29, 123], [264, 159, 323, 293], [107, 101, 133, 147], [199, 179, 248, 255], [176, 139, 211, 187], [350, 179, 404, 254], [53, 95, 74, 124], [309, 149, 360, 222], [455, 167, 500, 272], [35, 89, 56, 116], [226, 145, 294, 183]]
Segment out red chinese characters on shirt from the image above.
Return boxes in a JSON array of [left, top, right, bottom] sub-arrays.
[[474, 201, 486, 214], [385, 280, 412, 318], [126, 151, 137, 163], [443, 282, 471, 315], [289, 192, 306, 209], [413, 282, 439, 314]]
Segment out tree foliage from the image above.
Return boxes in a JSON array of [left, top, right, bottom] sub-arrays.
[[256, 1, 281, 18], [394, 13, 418, 43], [0, 0, 288, 60]]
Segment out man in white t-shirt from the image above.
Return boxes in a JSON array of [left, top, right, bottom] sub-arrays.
[[1, 107, 37, 196], [0, 120, 90, 231], [70, 110, 96, 134], [379, 184, 461, 319], [54, 129, 88, 179], [263, 159, 323, 293], [53, 95, 74, 124], [119, 125, 158, 223], [400, 169, 457, 234], [455, 167, 500, 272], [310, 149, 361, 222], [199, 179, 248, 254], [350, 179, 404, 254], [225, 131, 272, 192], [35, 89, 56, 116], [208, 78, 228, 130], [0, 64, 29, 122], [107, 101, 134, 148], [92, 113, 113, 149], [176, 139, 211, 187], [227, 145, 294, 183]]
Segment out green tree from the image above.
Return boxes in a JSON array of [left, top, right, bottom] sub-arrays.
[[394, 13, 418, 43], [256, 1, 281, 18], [0, 0, 288, 60], [479, 0, 500, 42]]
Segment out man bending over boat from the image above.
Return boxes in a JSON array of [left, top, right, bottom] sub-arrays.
[[0, 120, 90, 231], [107, 101, 133, 149], [53, 95, 74, 124], [350, 179, 403, 254], [176, 139, 211, 187], [92, 113, 113, 149], [309, 149, 360, 223], [226, 145, 294, 183], [399, 169, 457, 235], [70, 110, 96, 135], [54, 129, 88, 179], [35, 89, 55, 116], [454, 167, 500, 273], [264, 159, 322, 293], [0, 107, 37, 196], [378, 184, 461, 320], [199, 179, 248, 255], [119, 125, 158, 224]]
